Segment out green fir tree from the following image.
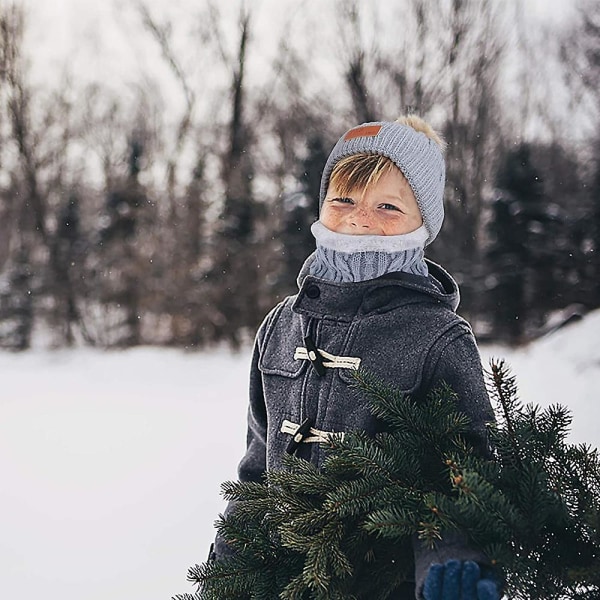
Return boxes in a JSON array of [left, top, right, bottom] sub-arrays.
[[176, 361, 600, 600]]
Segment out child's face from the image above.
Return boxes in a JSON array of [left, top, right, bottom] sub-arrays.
[[321, 167, 423, 236]]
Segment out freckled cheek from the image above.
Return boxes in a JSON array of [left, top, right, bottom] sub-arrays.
[[381, 221, 402, 235], [320, 209, 343, 231], [382, 214, 423, 235], [323, 204, 357, 224]]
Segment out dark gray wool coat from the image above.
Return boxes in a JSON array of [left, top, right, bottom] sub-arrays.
[[214, 257, 495, 599]]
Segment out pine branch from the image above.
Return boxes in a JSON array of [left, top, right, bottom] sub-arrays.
[[186, 363, 600, 600], [487, 359, 523, 468]]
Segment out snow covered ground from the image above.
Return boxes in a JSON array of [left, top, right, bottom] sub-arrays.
[[1, 311, 600, 600]]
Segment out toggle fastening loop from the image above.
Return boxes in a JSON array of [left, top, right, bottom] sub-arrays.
[[285, 417, 314, 454], [281, 419, 343, 453], [294, 346, 361, 371], [303, 336, 326, 376]]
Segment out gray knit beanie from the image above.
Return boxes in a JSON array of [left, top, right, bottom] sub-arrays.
[[319, 121, 446, 246]]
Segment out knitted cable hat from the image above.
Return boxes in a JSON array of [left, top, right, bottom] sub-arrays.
[[319, 121, 446, 246]]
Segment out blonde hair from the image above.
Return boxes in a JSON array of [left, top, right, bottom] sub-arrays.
[[328, 115, 445, 197], [329, 154, 397, 198]]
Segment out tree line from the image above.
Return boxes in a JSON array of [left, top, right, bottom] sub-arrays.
[[0, 0, 598, 350]]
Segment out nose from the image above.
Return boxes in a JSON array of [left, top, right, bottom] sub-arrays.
[[351, 207, 373, 231]]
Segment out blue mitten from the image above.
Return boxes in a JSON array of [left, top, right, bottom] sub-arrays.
[[423, 559, 500, 600]]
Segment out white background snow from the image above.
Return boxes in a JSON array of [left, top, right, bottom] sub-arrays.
[[2, 311, 600, 600]]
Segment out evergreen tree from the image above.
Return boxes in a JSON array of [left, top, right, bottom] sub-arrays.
[[0, 245, 33, 350], [97, 133, 150, 347], [526, 143, 587, 317], [167, 157, 211, 348], [279, 135, 326, 294], [49, 192, 86, 345], [486, 144, 563, 343], [586, 137, 600, 308], [204, 7, 268, 348], [177, 361, 600, 600]]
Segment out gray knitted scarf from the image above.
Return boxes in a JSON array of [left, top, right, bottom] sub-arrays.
[[309, 221, 429, 283]]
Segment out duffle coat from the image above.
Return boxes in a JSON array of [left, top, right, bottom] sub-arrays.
[[215, 257, 495, 598]]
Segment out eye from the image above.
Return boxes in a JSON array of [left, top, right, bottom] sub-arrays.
[[379, 203, 403, 212], [330, 197, 354, 205]]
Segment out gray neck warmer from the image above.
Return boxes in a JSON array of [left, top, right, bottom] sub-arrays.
[[309, 221, 429, 283]]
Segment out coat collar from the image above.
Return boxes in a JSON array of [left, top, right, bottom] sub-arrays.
[[293, 252, 460, 321]]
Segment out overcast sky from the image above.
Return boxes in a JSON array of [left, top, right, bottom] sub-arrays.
[[16, 0, 578, 149], [22, 0, 574, 91]]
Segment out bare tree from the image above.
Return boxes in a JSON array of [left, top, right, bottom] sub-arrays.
[[437, 1, 505, 240], [558, 0, 600, 305], [558, 0, 600, 135], [337, 1, 376, 123], [207, 3, 261, 346], [136, 1, 197, 206], [0, 3, 19, 270], [3, 9, 47, 246], [5, 81, 80, 346]]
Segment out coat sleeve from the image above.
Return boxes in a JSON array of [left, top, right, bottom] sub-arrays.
[[412, 324, 496, 598], [421, 323, 494, 455], [212, 312, 271, 558], [236, 332, 268, 484]]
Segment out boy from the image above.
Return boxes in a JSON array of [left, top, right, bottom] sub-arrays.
[[213, 116, 499, 600]]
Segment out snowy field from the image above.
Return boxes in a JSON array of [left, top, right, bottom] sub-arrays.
[[2, 311, 600, 600]]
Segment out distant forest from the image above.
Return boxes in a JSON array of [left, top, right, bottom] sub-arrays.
[[0, 0, 599, 350]]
